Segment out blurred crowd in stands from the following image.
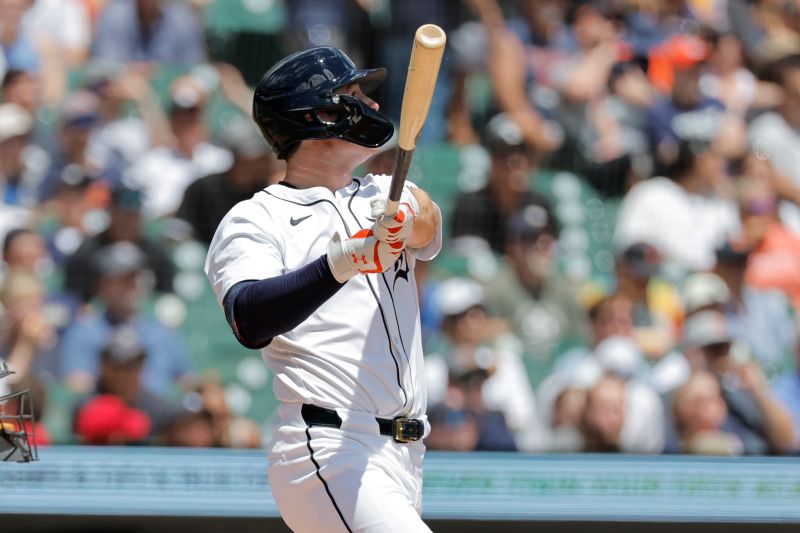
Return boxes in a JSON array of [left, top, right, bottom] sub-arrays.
[[2, 0, 800, 456]]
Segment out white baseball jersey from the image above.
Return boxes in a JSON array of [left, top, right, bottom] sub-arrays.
[[205, 174, 442, 420]]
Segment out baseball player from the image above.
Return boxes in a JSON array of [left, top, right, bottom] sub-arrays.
[[205, 47, 442, 532]]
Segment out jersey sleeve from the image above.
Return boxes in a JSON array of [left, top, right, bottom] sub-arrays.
[[368, 174, 443, 262], [205, 199, 284, 306]]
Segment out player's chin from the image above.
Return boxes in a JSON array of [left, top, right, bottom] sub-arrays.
[[334, 138, 383, 163]]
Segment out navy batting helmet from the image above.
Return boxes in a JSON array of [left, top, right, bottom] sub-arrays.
[[252, 47, 394, 159]]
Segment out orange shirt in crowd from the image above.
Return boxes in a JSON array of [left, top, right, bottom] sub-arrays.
[[746, 222, 800, 311]]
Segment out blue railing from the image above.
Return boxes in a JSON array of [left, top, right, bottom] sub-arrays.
[[1, 447, 799, 522]]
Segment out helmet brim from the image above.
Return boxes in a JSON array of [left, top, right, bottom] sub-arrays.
[[334, 67, 386, 95]]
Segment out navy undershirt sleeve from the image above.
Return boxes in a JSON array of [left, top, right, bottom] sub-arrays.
[[223, 255, 344, 349]]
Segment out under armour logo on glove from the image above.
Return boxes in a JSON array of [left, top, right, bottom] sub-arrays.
[[327, 230, 404, 283], [370, 187, 419, 245]]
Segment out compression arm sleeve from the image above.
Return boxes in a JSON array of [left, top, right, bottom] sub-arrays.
[[222, 255, 344, 349]]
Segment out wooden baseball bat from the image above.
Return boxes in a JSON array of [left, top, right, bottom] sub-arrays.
[[387, 24, 447, 215]]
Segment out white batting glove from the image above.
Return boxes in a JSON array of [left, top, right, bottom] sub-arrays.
[[370, 187, 419, 245], [326, 229, 404, 283]]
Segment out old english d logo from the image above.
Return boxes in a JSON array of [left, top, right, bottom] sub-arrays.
[[393, 252, 409, 287]]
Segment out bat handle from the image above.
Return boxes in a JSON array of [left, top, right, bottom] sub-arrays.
[[384, 199, 399, 219], [386, 148, 415, 218]]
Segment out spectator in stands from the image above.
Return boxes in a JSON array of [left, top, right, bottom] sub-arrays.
[[700, 31, 781, 116], [427, 368, 517, 452], [195, 374, 261, 448], [615, 137, 739, 273], [472, 0, 565, 152], [538, 296, 667, 453], [0, 271, 56, 382], [125, 76, 232, 218], [736, 171, 800, 313], [1, 69, 39, 115], [0, 0, 39, 74], [682, 310, 797, 454], [451, 113, 555, 254], [83, 61, 171, 176], [549, 386, 587, 452], [588, 59, 657, 193], [748, 54, 800, 235], [0, 102, 45, 212], [60, 242, 192, 396], [673, 370, 744, 455], [647, 34, 717, 154], [2, 373, 50, 446], [64, 184, 173, 303], [548, 1, 639, 194], [614, 242, 681, 360], [37, 167, 93, 266], [580, 373, 627, 453], [74, 325, 183, 445], [712, 239, 797, 373], [22, 0, 91, 67], [772, 341, 800, 447], [484, 206, 588, 364], [1, 0, 68, 139], [2, 228, 47, 277], [177, 116, 283, 244], [92, 0, 207, 65], [425, 277, 541, 450], [38, 91, 102, 201]]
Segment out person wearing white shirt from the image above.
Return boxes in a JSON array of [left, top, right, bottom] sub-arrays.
[[615, 138, 739, 272]]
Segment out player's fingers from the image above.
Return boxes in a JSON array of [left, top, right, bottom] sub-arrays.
[[370, 196, 388, 218]]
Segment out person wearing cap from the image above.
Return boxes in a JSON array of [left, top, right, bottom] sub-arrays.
[[680, 310, 796, 455], [709, 238, 797, 371], [37, 90, 103, 201], [426, 366, 518, 452], [483, 204, 589, 368], [91, 0, 206, 65], [176, 116, 284, 243], [73, 324, 184, 444], [613, 242, 682, 359], [424, 276, 542, 451], [451, 113, 556, 254], [60, 242, 193, 397], [125, 76, 233, 218], [0, 102, 46, 210], [64, 183, 174, 303]]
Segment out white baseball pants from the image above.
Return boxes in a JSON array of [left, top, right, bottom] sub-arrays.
[[268, 402, 432, 533]]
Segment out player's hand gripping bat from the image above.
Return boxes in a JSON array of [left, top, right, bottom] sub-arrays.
[[386, 24, 447, 217]]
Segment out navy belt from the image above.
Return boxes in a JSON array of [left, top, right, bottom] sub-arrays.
[[301, 404, 423, 443]]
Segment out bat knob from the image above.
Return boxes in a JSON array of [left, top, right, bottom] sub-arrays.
[[415, 24, 447, 49]]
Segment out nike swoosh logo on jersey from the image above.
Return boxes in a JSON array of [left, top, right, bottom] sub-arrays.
[[290, 215, 312, 226]]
